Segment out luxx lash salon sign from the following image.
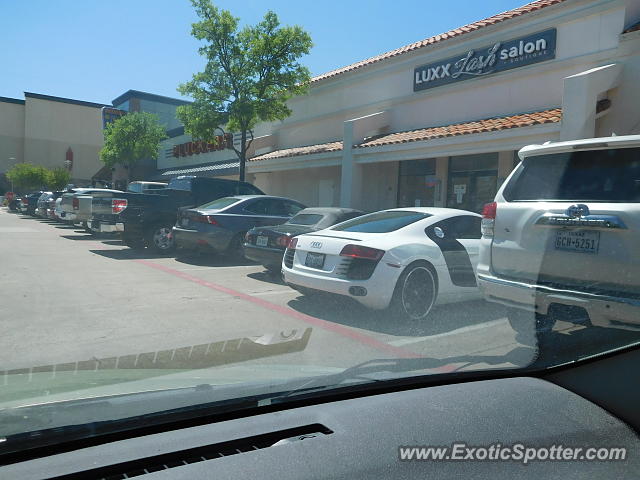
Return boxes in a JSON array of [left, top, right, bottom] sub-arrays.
[[414, 28, 556, 91]]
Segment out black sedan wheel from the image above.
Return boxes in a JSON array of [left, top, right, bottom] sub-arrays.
[[226, 233, 245, 259], [146, 224, 175, 253]]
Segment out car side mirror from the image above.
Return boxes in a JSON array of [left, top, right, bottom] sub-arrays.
[[433, 226, 445, 239]]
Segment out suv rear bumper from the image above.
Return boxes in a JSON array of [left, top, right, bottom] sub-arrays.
[[478, 273, 640, 329]]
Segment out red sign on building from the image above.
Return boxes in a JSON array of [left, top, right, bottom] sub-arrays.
[[172, 133, 233, 158]]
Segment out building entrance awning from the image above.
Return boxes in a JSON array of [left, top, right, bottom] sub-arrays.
[[159, 159, 240, 177]]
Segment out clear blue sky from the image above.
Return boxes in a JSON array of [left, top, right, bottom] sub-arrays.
[[0, 0, 529, 105]]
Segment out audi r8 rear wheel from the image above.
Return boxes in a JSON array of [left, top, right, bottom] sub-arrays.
[[390, 263, 438, 321]]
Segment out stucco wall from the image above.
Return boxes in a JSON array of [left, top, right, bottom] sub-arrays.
[[0, 101, 25, 174], [252, 166, 341, 207], [23, 97, 104, 181], [596, 33, 640, 136]]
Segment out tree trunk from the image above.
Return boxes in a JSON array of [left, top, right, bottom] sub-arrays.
[[239, 130, 247, 182]]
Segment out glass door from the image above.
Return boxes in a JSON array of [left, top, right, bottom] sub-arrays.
[[447, 170, 498, 213], [397, 159, 437, 207]]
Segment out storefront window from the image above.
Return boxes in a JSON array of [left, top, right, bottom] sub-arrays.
[[447, 153, 498, 213], [397, 159, 437, 207]]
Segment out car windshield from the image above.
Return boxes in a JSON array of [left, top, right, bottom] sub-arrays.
[[198, 196, 241, 210], [1, 0, 640, 456], [332, 211, 430, 233], [287, 213, 324, 225]]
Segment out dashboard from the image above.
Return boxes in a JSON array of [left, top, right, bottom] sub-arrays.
[[2, 347, 639, 479]]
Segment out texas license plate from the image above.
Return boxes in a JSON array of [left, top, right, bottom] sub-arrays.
[[305, 252, 326, 269], [554, 230, 600, 254], [256, 236, 269, 247], [181, 218, 189, 227]]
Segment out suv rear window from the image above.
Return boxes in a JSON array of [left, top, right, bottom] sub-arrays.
[[332, 211, 430, 233], [505, 147, 640, 202]]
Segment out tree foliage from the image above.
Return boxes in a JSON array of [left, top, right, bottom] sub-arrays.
[[6, 164, 72, 191], [45, 167, 72, 190], [177, 0, 313, 180], [100, 112, 167, 168], [6, 163, 49, 191]]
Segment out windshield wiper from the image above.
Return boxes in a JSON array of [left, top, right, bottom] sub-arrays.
[[273, 346, 538, 402]]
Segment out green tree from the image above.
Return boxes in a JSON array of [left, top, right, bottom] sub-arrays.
[[177, 0, 313, 181], [100, 112, 167, 168], [5, 163, 49, 191], [45, 167, 71, 190]]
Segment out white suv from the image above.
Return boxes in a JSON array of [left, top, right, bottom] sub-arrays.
[[477, 135, 640, 339]]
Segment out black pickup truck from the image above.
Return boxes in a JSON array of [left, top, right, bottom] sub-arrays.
[[91, 176, 265, 252]]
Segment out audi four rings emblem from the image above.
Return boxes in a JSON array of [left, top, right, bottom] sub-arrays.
[[310, 241, 322, 248], [566, 204, 590, 218]]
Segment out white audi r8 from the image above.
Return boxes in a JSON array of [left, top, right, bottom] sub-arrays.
[[282, 208, 483, 320]]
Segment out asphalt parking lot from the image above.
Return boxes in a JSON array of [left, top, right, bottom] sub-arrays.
[[1, 207, 564, 383]]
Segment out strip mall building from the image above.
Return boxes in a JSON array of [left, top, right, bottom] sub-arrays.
[[160, 0, 640, 212], [2, 0, 639, 213]]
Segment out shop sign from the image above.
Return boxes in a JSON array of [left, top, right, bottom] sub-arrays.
[[172, 133, 234, 158], [414, 28, 556, 92]]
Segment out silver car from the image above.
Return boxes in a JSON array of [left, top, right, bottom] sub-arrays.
[[477, 135, 640, 339]]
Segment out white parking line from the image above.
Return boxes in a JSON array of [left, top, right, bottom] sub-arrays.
[[388, 318, 507, 346]]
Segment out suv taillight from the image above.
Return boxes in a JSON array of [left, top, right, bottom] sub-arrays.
[[288, 237, 298, 249], [339, 244, 385, 261], [112, 199, 128, 214], [72, 197, 79, 210], [481, 202, 497, 237]]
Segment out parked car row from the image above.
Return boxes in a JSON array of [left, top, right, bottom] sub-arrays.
[[8, 135, 636, 346]]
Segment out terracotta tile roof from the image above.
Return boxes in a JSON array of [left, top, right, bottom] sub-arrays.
[[357, 108, 562, 148], [310, 0, 566, 84], [249, 108, 561, 162], [250, 141, 343, 162]]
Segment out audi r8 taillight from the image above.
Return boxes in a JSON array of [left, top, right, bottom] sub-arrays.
[[339, 244, 385, 261]]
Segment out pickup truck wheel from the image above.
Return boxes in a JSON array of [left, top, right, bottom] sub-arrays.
[[146, 224, 176, 254], [122, 232, 146, 250], [82, 222, 94, 235]]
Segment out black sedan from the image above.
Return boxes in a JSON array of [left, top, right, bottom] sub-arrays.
[[243, 207, 364, 272], [173, 195, 306, 257]]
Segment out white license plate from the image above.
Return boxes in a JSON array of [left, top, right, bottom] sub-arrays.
[[305, 252, 326, 269], [256, 236, 269, 247], [181, 218, 189, 227], [554, 230, 600, 254]]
